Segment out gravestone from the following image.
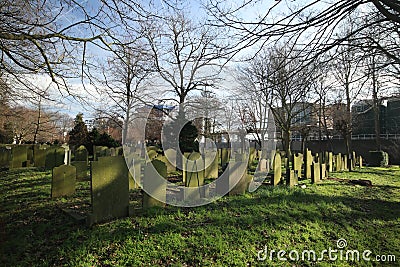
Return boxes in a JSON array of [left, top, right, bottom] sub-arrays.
[[143, 159, 167, 208], [343, 156, 348, 171], [304, 149, 313, 179], [327, 152, 333, 173], [292, 154, 302, 179], [74, 145, 88, 164], [0, 147, 11, 168], [221, 148, 229, 167], [311, 162, 321, 184], [33, 147, 46, 168], [10, 146, 28, 169], [272, 153, 282, 186], [229, 173, 252, 196], [45, 147, 65, 170], [184, 153, 205, 198], [164, 148, 177, 172], [182, 152, 191, 183], [204, 150, 218, 179], [320, 163, 327, 180], [71, 161, 88, 181], [110, 147, 116, 156], [93, 146, 108, 161], [157, 155, 175, 173], [217, 158, 247, 196], [51, 165, 76, 198], [335, 154, 342, 172], [359, 156, 363, 168], [257, 158, 268, 172], [289, 170, 298, 187], [89, 156, 129, 224]]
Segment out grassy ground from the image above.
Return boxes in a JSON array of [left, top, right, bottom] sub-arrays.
[[1, 167, 399, 266]]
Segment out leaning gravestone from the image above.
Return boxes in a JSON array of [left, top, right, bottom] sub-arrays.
[[10, 145, 28, 169], [51, 165, 76, 198], [311, 162, 321, 184], [272, 153, 282, 186], [143, 159, 167, 208], [88, 156, 129, 225]]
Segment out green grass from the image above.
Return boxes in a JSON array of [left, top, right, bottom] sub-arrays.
[[1, 167, 399, 266]]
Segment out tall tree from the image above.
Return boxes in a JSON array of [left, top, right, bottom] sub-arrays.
[[68, 113, 89, 147]]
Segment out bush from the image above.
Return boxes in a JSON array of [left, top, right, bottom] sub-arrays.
[[368, 151, 389, 167]]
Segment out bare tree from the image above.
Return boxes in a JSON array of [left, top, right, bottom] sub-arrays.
[[142, 9, 228, 111]]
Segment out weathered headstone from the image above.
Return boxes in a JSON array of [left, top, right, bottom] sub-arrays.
[[229, 173, 252, 196], [71, 161, 88, 181], [10, 145, 28, 169], [164, 148, 177, 172], [304, 149, 313, 179], [143, 159, 167, 208], [74, 145, 88, 164], [292, 154, 302, 179], [327, 152, 333, 173], [343, 156, 348, 171], [33, 146, 46, 168], [289, 170, 298, 187], [272, 153, 282, 186], [45, 147, 65, 170], [93, 146, 108, 161], [221, 148, 229, 167], [359, 156, 363, 168], [89, 156, 129, 224], [0, 147, 11, 168], [147, 150, 158, 161], [204, 150, 218, 179], [257, 158, 268, 172], [51, 165, 76, 198], [311, 162, 321, 184], [320, 163, 327, 180]]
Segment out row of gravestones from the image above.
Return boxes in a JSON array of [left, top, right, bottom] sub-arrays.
[[270, 149, 363, 186], [0, 144, 70, 170], [51, 150, 254, 225]]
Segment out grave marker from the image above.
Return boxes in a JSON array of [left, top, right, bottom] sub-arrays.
[[143, 159, 167, 208], [272, 153, 282, 186], [89, 156, 129, 224], [51, 165, 76, 198]]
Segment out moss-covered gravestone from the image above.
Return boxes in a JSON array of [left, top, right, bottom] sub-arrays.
[[10, 146, 28, 169], [143, 159, 167, 208], [71, 161, 88, 181], [51, 165, 76, 198], [272, 153, 282, 186], [88, 156, 129, 225], [182, 153, 205, 201], [311, 162, 321, 184], [93, 146, 108, 161]]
